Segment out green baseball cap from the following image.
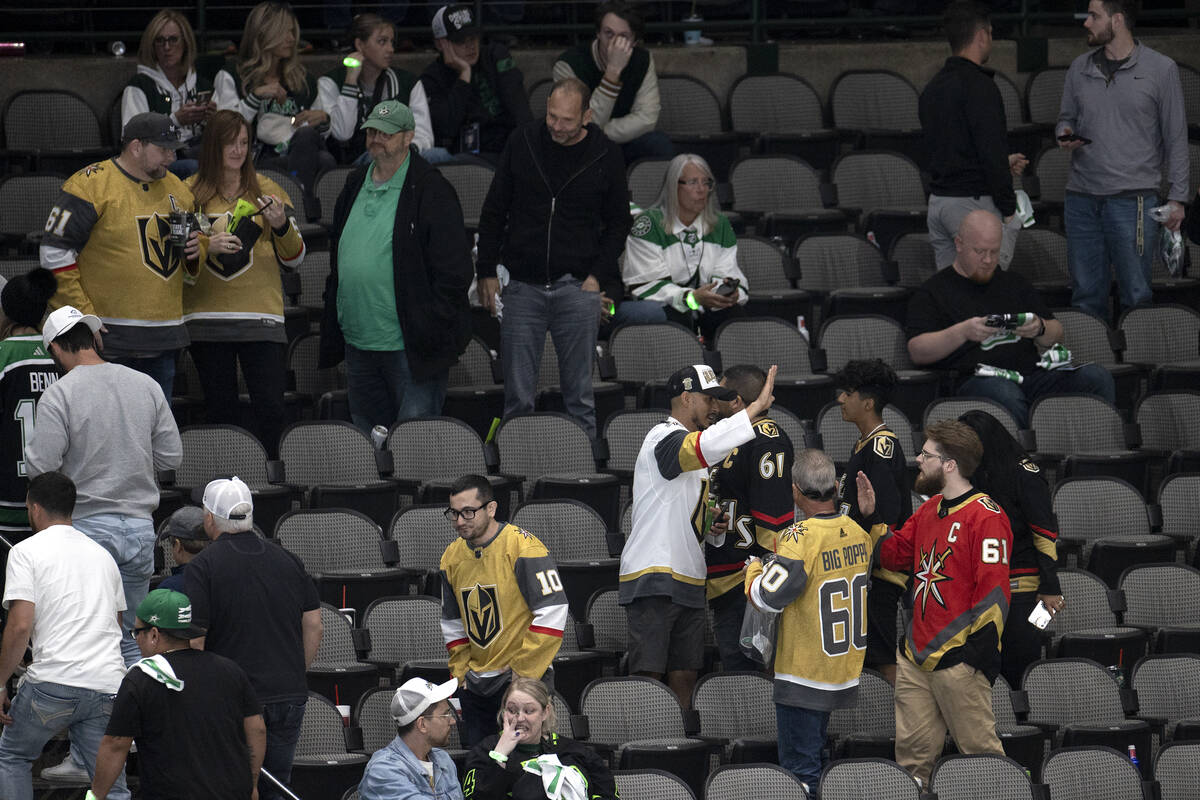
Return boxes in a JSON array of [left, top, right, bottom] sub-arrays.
[[361, 100, 415, 134], [136, 589, 206, 639]]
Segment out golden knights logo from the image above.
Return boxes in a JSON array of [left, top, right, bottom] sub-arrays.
[[136, 213, 185, 280], [462, 583, 503, 647], [872, 435, 894, 459], [202, 212, 255, 280], [914, 541, 954, 613]]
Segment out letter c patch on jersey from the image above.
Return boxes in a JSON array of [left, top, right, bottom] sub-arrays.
[[872, 436, 894, 459], [462, 583, 503, 647]]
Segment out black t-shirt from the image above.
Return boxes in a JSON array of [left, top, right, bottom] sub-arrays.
[[905, 267, 1054, 377], [540, 126, 593, 195], [184, 532, 320, 703], [106, 649, 261, 800]]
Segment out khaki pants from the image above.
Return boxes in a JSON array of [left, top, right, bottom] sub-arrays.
[[894, 654, 1005, 786]]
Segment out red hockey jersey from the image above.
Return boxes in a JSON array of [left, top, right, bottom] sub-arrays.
[[879, 490, 1012, 676]]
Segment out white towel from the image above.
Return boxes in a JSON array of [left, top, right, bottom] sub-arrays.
[[132, 654, 184, 692], [521, 754, 587, 800]]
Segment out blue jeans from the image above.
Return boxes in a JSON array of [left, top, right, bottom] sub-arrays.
[[112, 351, 176, 403], [1065, 191, 1159, 321], [957, 363, 1116, 429], [500, 277, 599, 438], [0, 680, 128, 800], [620, 131, 675, 165], [344, 344, 448, 434], [72, 514, 156, 667], [261, 700, 306, 800], [776, 703, 829, 788]]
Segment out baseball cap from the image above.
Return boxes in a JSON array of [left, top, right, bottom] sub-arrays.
[[667, 364, 737, 400], [135, 588, 207, 638], [42, 305, 102, 350], [390, 677, 458, 725], [431, 4, 480, 42], [361, 100, 415, 135], [202, 477, 253, 521], [122, 112, 186, 149], [160, 505, 207, 542]]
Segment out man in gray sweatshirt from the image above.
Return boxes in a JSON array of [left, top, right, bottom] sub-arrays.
[[25, 306, 182, 666], [1057, 0, 1189, 322]]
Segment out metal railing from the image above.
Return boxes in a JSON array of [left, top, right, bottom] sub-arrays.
[[2, 0, 1198, 49]]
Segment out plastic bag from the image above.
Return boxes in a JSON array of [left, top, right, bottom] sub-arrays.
[[739, 560, 779, 669]]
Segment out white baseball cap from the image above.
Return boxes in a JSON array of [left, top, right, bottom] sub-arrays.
[[202, 477, 253, 521], [390, 677, 458, 725], [42, 305, 101, 350]]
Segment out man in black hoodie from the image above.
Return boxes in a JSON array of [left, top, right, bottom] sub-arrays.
[[919, 0, 1027, 270], [476, 78, 630, 439]]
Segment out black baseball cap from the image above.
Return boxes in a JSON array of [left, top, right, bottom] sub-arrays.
[[432, 4, 480, 42], [667, 364, 738, 400], [158, 505, 207, 542], [122, 112, 186, 149]]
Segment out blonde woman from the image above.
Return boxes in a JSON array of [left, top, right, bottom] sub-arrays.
[[461, 678, 617, 800], [121, 10, 217, 176], [214, 1, 333, 218]]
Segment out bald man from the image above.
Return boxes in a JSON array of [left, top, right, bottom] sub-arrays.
[[905, 210, 1114, 428]]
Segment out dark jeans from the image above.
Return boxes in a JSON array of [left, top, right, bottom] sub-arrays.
[[1065, 191, 1158, 322], [343, 344, 449, 434], [500, 277, 599, 438], [776, 703, 829, 788], [260, 699, 306, 800], [459, 686, 505, 749], [113, 351, 177, 403], [956, 363, 1116, 430], [710, 588, 761, 671], [189, 340, 287, 458]]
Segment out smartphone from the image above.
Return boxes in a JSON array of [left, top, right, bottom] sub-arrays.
[[195, 90, 213, 105], [1057, 133, 1092, 145], [1028, 600, 1053, 630], [714, 278, 740, 297]]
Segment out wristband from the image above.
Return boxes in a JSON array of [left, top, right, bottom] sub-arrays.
[[488, 750, 509, 765], [272, 220, 291, 237], [343, 56, 361, 68], [1036, 318, 1046, 337], [685, 291, 700, 311]]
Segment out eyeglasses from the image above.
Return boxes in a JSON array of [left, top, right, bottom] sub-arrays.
[[917, 449, 949, 462], [153, 35, 182, 47], [426, 712, 457, 720], [678, 178, 715, 190], [444, 504, 487, 521], [131, 626, 153, 638]]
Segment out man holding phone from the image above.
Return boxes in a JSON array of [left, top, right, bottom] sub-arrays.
[[1057, 0, 1189, 321], [906, 211, 1115, 428]]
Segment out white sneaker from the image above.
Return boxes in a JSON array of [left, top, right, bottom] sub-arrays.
[[40, 754, 90, 783]]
